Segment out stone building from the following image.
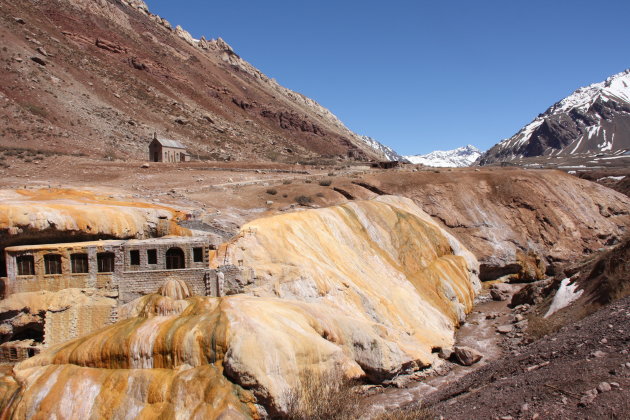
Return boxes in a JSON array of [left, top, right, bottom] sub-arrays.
[[4, 237, 220, 302], [1, 236, 250, 362], [148, 134, 189, 162]]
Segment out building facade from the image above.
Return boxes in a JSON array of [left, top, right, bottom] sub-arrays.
[[0, 236, 257, 363], [4, 237, 221, 302], [148, 134, 190, 163]]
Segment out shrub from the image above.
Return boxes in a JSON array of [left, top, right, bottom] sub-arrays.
[[319, 179, 332, 186], [327, 172, 335, 176], [282, 369, 361, 420], [316, 192, 325, 198], [304, 179, 312, 184], [374, 407, 435, 420], [282, 179, 292, 185], [295, 195, 313, 206], [282, 194, 288, 198], [266, 188, 278, 195], [25, 104, 48, 118]]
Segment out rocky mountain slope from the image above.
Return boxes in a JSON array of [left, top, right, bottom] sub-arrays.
[[479, 69, 630, 165], [0, 196, 480, 418], [358, 135, 407, 162], [0, 0, 394, 163], [404, 145, 481, 167]]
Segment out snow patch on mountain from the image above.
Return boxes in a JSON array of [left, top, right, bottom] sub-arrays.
[[404, 145, 482, 167], [357, 135, 407, 162], [491, 69, 630, 157]]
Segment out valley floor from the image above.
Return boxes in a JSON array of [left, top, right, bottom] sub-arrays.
[[365, 290, 630, 420]]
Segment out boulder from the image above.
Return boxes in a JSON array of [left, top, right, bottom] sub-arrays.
[[438, 348, 454, 360], [30, 56, 46, 66], [452, 346, 483, 366], [597, 382, 612, 393], [490, 288, 509, 301], [497, 325, 514, 334]]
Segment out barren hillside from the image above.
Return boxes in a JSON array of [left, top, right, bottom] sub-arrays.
[[0, 0, 391, 163]]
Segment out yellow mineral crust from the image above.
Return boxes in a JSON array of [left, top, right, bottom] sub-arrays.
[[0, 189, 190, 238], [5, 196, 479, 418]]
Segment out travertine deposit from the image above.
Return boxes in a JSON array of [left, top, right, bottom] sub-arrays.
[[0, 188, 191, 242], [2, 196, 480, 418]]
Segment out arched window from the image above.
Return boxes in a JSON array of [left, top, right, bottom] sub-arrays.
[[165, 247, 185, 269]]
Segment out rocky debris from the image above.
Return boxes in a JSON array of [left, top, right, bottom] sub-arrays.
[[496, 325, 514, 334], [438, 348, 454, 360], [597, 382, 612, 393], [129, 56, 147, 70], [30, 56, 46, 66], [198, 36, 210, 49], [95, 38, 126, 54], [489, 283, 515, 301], [490, 289, 508, 301], [591, 350, 606, 359], [452, 346, 483, 366], [579, 388, 599, 406], [174, 25, 195, 46], [510, 279, 553, 307], [14, 17, 26, 25], [421, 295, 630, 419], [36, 47, 48, 57], [140, 163, 149, 168]]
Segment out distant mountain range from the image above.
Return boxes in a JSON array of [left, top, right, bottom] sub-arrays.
[[404, 145, 481, 167], [479, 69, 630, 165]]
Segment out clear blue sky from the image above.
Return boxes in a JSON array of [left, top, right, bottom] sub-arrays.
[[147, 0, 630, 155]]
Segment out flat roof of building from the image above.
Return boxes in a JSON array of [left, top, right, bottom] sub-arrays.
[[5, 236, 212, 252]]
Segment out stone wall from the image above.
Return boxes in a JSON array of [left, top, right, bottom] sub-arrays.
[[44, 303, 117, 347], [117, 268, 214, 304]]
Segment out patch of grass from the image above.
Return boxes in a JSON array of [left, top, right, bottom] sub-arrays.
[[295, 195, 313, 206], [373, 407, 435, 420], [282, 179, 292, 185], [282, 369, 361, 420], [24, 104, 48, 118], [304, 179, 312, 184], [327, 172, 335, 176]]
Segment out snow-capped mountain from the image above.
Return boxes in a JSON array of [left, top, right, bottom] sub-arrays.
[[357, 135, 408, 162], [478, 69, 630, 165], [404, 145, 482, 167]]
